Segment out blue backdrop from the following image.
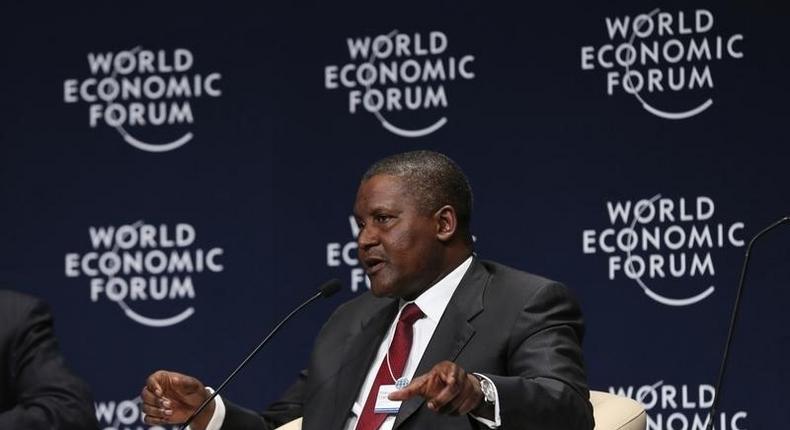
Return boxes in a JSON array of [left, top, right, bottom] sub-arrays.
[[1, 1, 788, 429]]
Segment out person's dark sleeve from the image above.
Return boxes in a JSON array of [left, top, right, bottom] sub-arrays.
[[221, 369, 307, 430], [482, 282, 594, 430], [0, 297, 98, 430]]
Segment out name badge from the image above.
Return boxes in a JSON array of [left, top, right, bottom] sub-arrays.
[[374, 385, 401, 414]]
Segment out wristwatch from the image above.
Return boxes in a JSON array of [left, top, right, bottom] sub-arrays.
[[474, 374, 496, 405]]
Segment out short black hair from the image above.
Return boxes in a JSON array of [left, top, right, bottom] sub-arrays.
[[362, 150, 473, 242]]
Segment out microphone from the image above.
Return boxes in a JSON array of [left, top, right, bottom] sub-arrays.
[[179, 279, 343, 430], [706, 216, 790, 430]]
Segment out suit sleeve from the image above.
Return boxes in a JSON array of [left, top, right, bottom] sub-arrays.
[[483, 282, 594, 430], [221, 369, 306, 430], [0, 297, 98, 430], [220, 298, 362, 430]]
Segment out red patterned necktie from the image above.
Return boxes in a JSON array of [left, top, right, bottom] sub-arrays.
[[355, 303, 425, 430]]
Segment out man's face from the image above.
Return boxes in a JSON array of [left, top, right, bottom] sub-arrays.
[[354, 174, 443, 299]]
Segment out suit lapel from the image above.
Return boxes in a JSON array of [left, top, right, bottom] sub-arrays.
[[326, 298, 399, 430], [393, 259, 489, 428]]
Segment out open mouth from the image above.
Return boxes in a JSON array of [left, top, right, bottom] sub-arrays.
[[364, 258, 386, 275]]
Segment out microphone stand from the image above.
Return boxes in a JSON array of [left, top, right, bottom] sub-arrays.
[[706, 216, 790, 430], [179, 280, 341, 430]]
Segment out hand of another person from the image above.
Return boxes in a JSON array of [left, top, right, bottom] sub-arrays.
[[388, 361, 484, 416], [141, 370, 214, 430]]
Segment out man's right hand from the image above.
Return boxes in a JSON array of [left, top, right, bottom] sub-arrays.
[[141, 370, 215, 430]]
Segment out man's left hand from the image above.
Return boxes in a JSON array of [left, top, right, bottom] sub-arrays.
[[388, 361, 483, 415]]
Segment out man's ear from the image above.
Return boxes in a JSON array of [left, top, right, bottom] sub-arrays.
[[434, 205, 458, 242]]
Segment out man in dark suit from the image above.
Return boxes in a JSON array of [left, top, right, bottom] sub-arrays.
[[142, 151, 594, 429], [0, 290, 98, 430]]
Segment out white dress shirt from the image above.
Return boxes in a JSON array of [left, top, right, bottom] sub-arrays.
[[200, 256, 500, 430]]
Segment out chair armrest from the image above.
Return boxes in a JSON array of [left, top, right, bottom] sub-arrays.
[[590, 390, 646, 430]]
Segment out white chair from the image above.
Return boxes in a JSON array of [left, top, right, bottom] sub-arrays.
[[273, 390, 646, 430], [590, 390, 646, 430], [276, 418, 303, 430]]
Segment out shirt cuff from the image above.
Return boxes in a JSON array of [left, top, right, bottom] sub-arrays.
[[187, 387, 226, 430], [469, 373, 501, 429]]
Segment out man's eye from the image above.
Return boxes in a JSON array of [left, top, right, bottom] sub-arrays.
[[374, 215, 392, 223]]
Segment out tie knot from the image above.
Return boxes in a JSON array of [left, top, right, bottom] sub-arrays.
[[399, 303, 424, 326]]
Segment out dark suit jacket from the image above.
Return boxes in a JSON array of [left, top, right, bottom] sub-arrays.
[[0, 290, 98, 430], [223, 259, 594, 429]]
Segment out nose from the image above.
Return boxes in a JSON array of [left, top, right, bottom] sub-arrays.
[[357, 225, 379, 251]]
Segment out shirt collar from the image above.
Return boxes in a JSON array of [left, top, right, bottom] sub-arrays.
[[403, 255, 474, 323]]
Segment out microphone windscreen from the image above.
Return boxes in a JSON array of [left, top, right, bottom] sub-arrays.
[[319, 279, 342, 298]]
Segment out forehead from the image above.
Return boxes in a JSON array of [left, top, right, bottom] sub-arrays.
[[354, 175, 417, 214]]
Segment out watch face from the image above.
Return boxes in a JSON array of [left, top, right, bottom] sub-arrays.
[[480, 378, 496, 402]]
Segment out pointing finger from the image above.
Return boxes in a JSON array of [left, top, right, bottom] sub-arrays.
[[388, 374, 428, 401]]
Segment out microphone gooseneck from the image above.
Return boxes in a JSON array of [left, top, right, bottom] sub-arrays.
[[179, 279, 342, 430], [706, 216, 790, 430]]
